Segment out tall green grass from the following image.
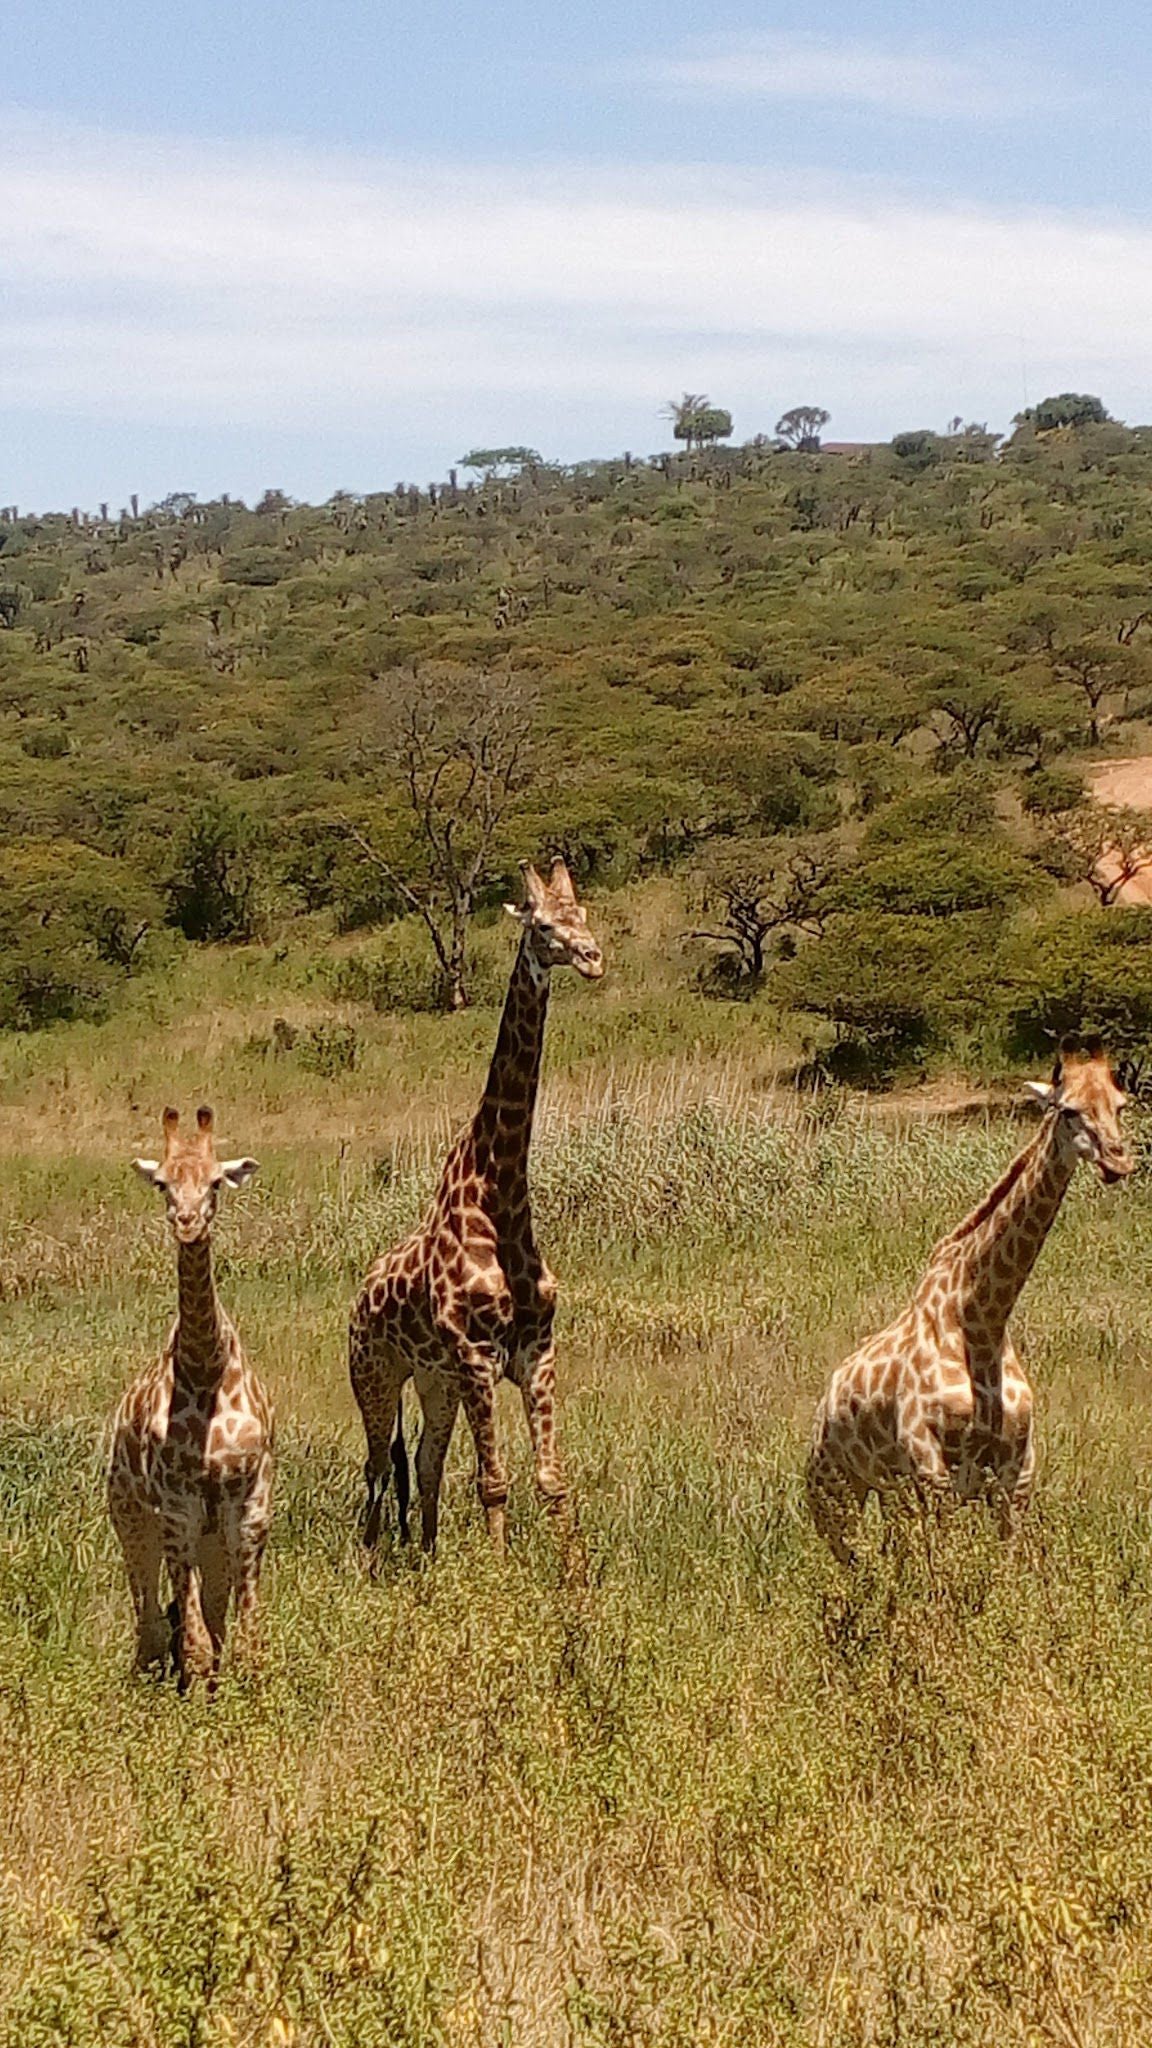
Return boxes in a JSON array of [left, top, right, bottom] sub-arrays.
[[3, 1084, 1152, 2043]]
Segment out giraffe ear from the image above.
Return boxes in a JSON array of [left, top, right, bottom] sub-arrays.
[[133, 1158, 165, 1187], [1023, 1081, 1055, 1106], [504, 901, 527, 923], [217, 1157, 259, 1189]]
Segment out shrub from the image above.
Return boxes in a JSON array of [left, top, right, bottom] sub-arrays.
[[295, 1021, 360, 1076], [836, 837, 1035, 919], [164, 800, 260, 943], [1019, 766, 1086, 818], [996, 909, 1152, 1055], [772, 911, 993, 1053], [0, 839, 157, 1028]]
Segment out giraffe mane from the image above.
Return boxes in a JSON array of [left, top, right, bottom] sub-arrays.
[[931, 1125, 1047, 1251]]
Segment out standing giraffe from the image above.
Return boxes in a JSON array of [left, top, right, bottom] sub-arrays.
[[807, 1037, 1134, 1563], [350, 858, 604, 1555], [108, 1107, 274, 1691]]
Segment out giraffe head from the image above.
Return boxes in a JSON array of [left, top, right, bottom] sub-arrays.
[[505, 858, 604, 981], [133, 1106, 259, 1243], [1024, 1036, 1135, 1185]]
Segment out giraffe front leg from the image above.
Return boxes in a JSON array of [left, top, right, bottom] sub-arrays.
[[199, 1532, 231, 1694], [163, 1519, 214, 1693], [453, 1345, 510, 1554], [412, 1368, 460, 1555], [109, 1482, 170, 1670], [995, 1424, 1036, 1541], [513, 1340, 588, 1585], [513, 1342, 567, 1515], [228, 1484, 272, 1674]]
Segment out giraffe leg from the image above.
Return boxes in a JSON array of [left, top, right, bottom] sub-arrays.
[[163, 1520, 214, 1693], [198, 1531, 231, 1694], [109, 1484, 170, 1670], [412, 1370, 461, 1555], [805, 1446, 865, 1567], [352, 1343, 408, 1551], [512, 1343, 567, 1515], [226, 1481, 272, 1673], [996, 1425, 1036, 1541], [452, 1345, 509, 1553]]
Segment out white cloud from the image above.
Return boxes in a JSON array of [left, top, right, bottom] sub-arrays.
[[0, 117, 1148, 464], [630, 33, 1078, 120]]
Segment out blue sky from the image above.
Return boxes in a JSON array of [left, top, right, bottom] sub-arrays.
[[3, 0, 1149, 509]]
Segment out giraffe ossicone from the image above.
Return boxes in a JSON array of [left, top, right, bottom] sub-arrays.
[[108, 1104, 275, 1692], [349, 855, 604, 1557], [807, 1035, 1135, 1563]]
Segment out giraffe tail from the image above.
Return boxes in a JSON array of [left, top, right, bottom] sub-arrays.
[[390, 1389, 411, 1543]]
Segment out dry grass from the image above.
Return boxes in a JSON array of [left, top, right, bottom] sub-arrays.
[[4, 1063, 1152, 2043]]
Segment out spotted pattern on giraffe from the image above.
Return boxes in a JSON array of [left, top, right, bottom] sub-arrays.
[[807, 1038, 1135, 1564], [107, 1106, 274, 1692], [349, 857, 604, 1555]]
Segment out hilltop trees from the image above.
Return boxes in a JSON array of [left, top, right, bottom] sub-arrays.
[[1018, 393, 1111, 432], [663, 394, 734, 452], [459, 447, 541, 478], [776, 406, 830, 452], [0, 840, 157, 1027], [4, 417, 1152, 1065]]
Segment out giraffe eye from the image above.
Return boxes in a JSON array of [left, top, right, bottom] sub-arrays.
[[537, 921, 554, 938]]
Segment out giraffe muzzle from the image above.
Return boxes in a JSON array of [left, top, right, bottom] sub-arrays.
[[1099, 1153, 1135, 1186]]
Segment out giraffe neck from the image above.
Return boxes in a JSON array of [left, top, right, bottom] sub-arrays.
[[924, 1115, 1074, 1353], [174, 1235, 229, 1383], [472, 935, 550, 1200]]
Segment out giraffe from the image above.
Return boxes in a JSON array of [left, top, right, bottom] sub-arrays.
[[806, 1037, 1135, 1563], [107, 1106, 274, 1691], [349, 858, 604, 1556]]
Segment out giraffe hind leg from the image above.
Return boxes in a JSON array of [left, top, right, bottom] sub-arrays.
[[350, 1325, 408, 1550], [390, 1389, 411, 1544], [806, 1446, 865, 1568]]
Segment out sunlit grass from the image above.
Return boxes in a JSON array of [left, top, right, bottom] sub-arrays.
[[3, 1074, 1152, 2042]]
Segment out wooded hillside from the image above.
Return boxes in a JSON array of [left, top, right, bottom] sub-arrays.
[[4, 410, 1152, 1072]]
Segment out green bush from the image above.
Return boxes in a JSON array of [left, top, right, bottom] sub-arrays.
[[295, 1021, 360, 1075], [164, 799, 261, 943], [0, 838, 157, 1028], [837, 836, 1035, 919], [996, 909, 1152, 1055], [772, 911, 993, 1051]]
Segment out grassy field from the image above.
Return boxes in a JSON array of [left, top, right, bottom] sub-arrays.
[[4, 953, 1152, 2046]]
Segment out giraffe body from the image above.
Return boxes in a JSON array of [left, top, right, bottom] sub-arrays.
[[350, 859, 603, 1553], [807, 1040, 1134, 1562], [108, 1107, 273, 1689]]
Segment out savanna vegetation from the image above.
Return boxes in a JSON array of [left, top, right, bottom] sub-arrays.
[[4, 398, 1152, 1069], [5, 400, 1152, 2043]]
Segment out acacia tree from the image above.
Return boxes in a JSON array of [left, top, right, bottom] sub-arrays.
[[350, 664, 536, 1010], [689, 838, 831, 982], [1039, 803, 1152, 907], [1052, 635, 1138, 744], [776, 406, 830, 451]]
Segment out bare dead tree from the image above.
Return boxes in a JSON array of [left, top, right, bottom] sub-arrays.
[[348, 664, 536, 1010]]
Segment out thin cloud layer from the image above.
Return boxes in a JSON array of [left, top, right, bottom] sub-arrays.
[[0, 121, 1146, 442], [632, 33, 1079, 120]]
